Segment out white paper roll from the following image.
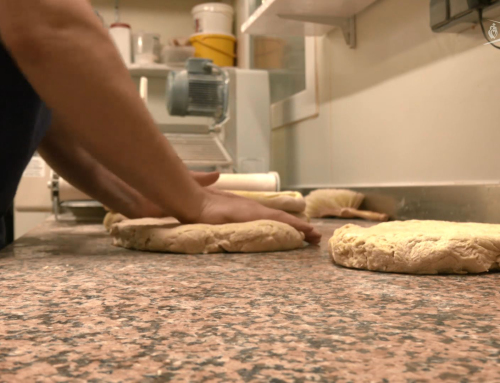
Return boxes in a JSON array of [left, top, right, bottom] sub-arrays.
[[59, 172, 280, 203], [109, 23, 132, 66]]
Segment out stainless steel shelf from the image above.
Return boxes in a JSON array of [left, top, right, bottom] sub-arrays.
[[241, 0, 378, 48]]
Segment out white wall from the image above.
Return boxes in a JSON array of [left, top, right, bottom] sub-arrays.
[[272, 0, 500, 189]]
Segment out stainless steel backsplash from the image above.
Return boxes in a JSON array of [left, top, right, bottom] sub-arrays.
[[297, 184, 500, 223]]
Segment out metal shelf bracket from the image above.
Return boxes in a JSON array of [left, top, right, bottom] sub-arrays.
[[277, 14, 357, 48]]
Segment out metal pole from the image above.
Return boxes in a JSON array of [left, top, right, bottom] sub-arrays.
[[115, 0, 120, 23]]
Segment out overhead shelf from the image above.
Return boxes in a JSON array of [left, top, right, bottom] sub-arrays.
[[241, 0, 378, 48]]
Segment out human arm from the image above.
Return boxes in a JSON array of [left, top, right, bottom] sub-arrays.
[[0, 0, 321, 243], [38, 116, 220, 219], [39, 118, 320, 243], [39, 115, 320, 243], [0, 0, 204, 222]]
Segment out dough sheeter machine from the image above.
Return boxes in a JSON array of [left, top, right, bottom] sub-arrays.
[[49, 58, 280, 220]]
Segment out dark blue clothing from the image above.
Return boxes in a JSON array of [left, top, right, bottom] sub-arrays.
[[0, 43, 52, 249]]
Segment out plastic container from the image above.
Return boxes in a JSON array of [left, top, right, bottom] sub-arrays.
[[192, 3, 234, 35], [109, 23, 132, 66], [161, 46, 195, 67], [189, 33, 236, 67], [133, 32, 161, 64]]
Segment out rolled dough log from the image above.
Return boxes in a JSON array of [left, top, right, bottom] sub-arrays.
[[111, 218, 305, 254], [305, 189, 388, 221], [329, 220, 500, 275], [228, 190, 306, 213]]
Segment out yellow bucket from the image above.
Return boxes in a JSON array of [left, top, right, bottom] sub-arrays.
[[189, 33, 236, 67]]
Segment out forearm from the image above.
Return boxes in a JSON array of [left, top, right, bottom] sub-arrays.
[[0, 0, 203, 222], [39, 119, 164, 219]]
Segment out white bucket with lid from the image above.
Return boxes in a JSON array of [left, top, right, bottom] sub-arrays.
[[192, 3, 234, 36]]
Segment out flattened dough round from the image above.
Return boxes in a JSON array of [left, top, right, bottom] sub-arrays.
[[111, 218, 305, 254], [329, 220, 500, 274]]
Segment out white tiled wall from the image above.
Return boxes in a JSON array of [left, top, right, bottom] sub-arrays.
[[272, 0, 500, 189]]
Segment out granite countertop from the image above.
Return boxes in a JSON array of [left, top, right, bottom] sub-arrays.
[[1, 218, 499, 382]]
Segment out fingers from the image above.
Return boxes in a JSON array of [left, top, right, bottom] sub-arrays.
[[229, 199, 322, 244], [199, 191, 322, 245], [207, 188, 248, 200], [269, 210, 322, 245], [191, 171, 220, 187]]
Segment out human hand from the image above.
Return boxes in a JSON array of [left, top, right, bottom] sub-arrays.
[[190, 171, 219, 187], [135, 171, 321, 244], [193, 189, 322, 245]]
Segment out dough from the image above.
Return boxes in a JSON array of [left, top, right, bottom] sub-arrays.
[[305, 189, 388, 222], [111, 218, 305, 254], [329, 220, 500, 274], [228, 191, 306, 213], [306, 189, 364, 218], [103, 212, 128, 232]]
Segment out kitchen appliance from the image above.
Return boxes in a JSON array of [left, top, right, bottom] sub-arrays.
[[166, 58, 272, 174], [168, 58, 230, 125]]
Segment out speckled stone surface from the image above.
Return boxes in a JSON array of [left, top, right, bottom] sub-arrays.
[[1, 218, 499, 382]]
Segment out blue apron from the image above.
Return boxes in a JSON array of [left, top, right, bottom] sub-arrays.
[[0, 43, 52, 249]]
